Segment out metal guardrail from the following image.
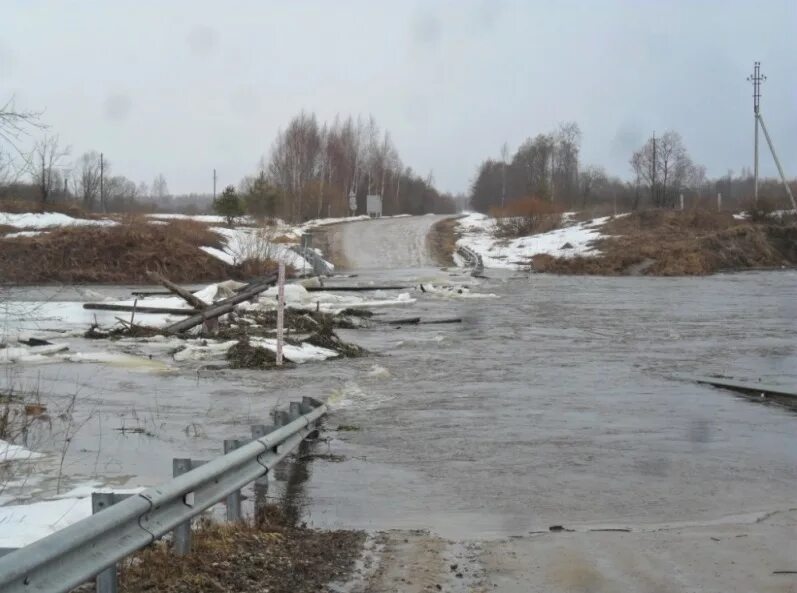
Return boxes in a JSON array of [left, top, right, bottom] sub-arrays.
[[456, 246, 484, 276], [291, 244, 333, 277], [0, 398, 326, 593]]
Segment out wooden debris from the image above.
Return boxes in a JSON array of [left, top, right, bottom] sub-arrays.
[[146, 271, 209, 310], [163, 274, 277, 334], [377, 317, 462, 325], [305, 285, 410, 292], [83, 303, 198, 315]]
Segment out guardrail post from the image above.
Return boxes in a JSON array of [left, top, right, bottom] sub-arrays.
[[223, 439, 244, 521], [288, 401, 302, 420], [172, 458, 193, 555], [92, 492, 119, 593], [251, 424, 276, 517], [275, 409, 291, 427], [299, 397, 314, 415]]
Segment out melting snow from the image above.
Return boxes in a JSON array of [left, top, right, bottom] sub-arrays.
[[0, 212, 117, 229], [456, 212, 615, 270], [0, 439, 44, 463]]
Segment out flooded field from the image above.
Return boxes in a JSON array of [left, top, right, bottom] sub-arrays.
[[3, 269, 795, 539]]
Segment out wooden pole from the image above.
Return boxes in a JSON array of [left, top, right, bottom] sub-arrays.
[[276, 263, 285, 366], [146, 271, 208, 310]]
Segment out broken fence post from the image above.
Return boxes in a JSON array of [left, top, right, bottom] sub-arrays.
[[172, 458, 193, 555], [223, 439, 244, 521], [276, 262, 285, 366], [92, 492, 133, 593]]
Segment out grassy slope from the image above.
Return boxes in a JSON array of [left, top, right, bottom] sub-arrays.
[[532, 209, 797, 276], [0, 217, 285, 284]]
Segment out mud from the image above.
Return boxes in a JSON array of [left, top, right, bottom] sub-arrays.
[[118, 511, 365, 593]]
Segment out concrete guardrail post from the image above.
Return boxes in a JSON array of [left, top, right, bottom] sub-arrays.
[[223, 439, 244, 521]]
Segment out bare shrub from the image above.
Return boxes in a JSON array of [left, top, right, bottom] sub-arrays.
[[490, 197, 563, 238]]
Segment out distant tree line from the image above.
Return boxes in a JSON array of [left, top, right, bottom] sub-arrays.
[[1, 100, 456, 221], [237, 111, 456, 222], [471, 124, 796, 215]]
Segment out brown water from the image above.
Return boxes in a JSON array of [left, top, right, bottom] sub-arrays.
[[2, 268, 796, 541]]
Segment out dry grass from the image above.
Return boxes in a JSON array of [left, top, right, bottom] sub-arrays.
[[426, 217, 460, 266], [532, 209, 797, 276], [0, 219, 233, 283], [270, 234, 298, 244], [0, 224, 19, 235], [0, 198, 96, 218], [490, 197, 564, 238], [118, 508, 364, 593]]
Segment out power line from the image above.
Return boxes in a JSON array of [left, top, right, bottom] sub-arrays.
[[747, 61, 795, 210]]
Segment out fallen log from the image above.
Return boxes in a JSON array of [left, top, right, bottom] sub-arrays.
[[163, 274, 277, 334], [146, 271, 209, 310], [83, 303, 198, 315], [131, 289, 202, 297], [376, 317, 462, 325], [305, 285, 410, 292], [378, 317, 421, 325]]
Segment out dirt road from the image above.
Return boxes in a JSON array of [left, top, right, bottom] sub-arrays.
[[361, 509, 797, 592], [319, 215, 451, 269]]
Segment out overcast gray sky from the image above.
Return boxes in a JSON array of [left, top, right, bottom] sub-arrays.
[[3, 0, 795, 195]]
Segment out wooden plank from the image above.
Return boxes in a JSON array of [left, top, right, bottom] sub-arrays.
[[83, 303, 198, 315], [146, 271, 209, 310], [683, 375, 797, 398], [163, 273, 277, 334], [305, 285, 410, 292], [131, 289, 202, 297]]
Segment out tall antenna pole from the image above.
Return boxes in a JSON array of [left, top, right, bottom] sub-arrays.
[[100, 152, 104, 213], [212, 168, 217, 203], [747, 61, 765, 204], [651, 131, 657, 206]]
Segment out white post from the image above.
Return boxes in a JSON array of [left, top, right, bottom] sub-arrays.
[[276, 262, 285, 366], [679, 194, 684, 211], [717, 192, 722, 212]]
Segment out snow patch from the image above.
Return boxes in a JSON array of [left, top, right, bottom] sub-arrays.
[[0, 439, 44, 462], [0, 212, 117, 230], [455, 212, 615, 270]]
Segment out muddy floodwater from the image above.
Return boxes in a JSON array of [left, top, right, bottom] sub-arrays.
[[3, 268, 796, 543]]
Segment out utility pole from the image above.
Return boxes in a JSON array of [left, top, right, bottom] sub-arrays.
[[100, 152, 104, 213], [747, 62, 764, 204], [651, 132, 657, 206], [212, 168, 217, 203], [747, 62, 796, 210]]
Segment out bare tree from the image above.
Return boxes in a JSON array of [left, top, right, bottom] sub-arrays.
[[32, 135, 70, 204], [0, 96, 43, 159], [579, 165, 608, 209], [151, 174, 169, 200], [631, 131, 701, 208], [74, 151, 102, 210]]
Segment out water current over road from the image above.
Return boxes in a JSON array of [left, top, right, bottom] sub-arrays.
[[3, 216, 796, 591]]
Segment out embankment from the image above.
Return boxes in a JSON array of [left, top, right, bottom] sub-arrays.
[[0, 218, 278, 284], [532, 210, 797, 275]]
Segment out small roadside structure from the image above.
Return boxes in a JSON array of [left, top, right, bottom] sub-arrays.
[[366, 194, 382, 218]]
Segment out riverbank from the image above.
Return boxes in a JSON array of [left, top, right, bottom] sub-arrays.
[[118, 507, 365, 593], [454, 209, 797, 275]]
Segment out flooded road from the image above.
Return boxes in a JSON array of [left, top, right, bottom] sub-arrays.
[[322, 215, 449, 268], [2, 215, 796, 591]]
